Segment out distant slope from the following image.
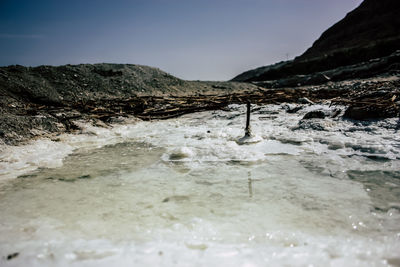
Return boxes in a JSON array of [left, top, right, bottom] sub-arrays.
[[0, 64, 187, 105], [229, 61, 291, 84], [232, 0, 400, 83], [0, 63, 256, 106]]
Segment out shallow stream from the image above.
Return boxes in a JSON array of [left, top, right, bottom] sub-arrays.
[[0, 104, 399, 266]]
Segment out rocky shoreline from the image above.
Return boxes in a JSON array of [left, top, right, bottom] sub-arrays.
[[1, 62, 399, 146], [0, 63, 259, 145]]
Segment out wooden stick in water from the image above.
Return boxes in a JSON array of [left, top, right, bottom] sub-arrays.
[[245, 101, 252, 137]]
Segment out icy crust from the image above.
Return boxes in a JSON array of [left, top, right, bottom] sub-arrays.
[[129, 104, 399, 175], [0, 120, 134, 181], [0, 140, 73, 181], [1, 159, 400, 266], [1, 104, 399, 181], [1, 231, 400, 267], [0, 104, 400, 266]]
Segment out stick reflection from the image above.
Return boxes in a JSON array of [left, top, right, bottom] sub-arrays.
[[248, 171, 253, 198]]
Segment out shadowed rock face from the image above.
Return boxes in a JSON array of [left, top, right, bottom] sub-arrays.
[[232, 0, 400, 83], [299, 0, 400, 61]]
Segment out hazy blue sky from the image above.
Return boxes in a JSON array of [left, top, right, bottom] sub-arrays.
[[0, 0, 363, 80]]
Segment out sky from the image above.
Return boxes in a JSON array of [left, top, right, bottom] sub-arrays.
[[0, 0, 363, 81]]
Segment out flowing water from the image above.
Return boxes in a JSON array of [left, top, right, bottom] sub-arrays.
[[0, 104, 399, 266]]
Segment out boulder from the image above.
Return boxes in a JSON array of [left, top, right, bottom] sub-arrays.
[[344, 104, 399, 120]]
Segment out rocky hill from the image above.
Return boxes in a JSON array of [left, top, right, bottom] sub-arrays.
[[0, 63, 255, 105], [232, 0, 400, 83]]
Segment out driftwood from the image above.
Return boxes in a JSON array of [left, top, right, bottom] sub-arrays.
[[22, 85, 399, 124]]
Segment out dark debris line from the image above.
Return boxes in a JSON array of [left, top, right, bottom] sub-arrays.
[[22, 85, 399, 123], [2, 79, 399, 146]]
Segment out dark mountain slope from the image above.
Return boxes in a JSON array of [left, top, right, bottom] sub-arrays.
[[232, 0, 400, 83], [299, 0, 400, 60]]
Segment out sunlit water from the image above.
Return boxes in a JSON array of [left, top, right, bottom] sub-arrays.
[[0, 104, 399, 266]]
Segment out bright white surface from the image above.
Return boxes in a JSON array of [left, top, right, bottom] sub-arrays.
[[0, 104, 399, 266]]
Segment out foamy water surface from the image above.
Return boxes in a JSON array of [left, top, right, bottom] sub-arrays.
[[0, 104, 399, 266]]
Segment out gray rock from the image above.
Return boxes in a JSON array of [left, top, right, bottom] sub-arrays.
[[302, 110, 326, 120]]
